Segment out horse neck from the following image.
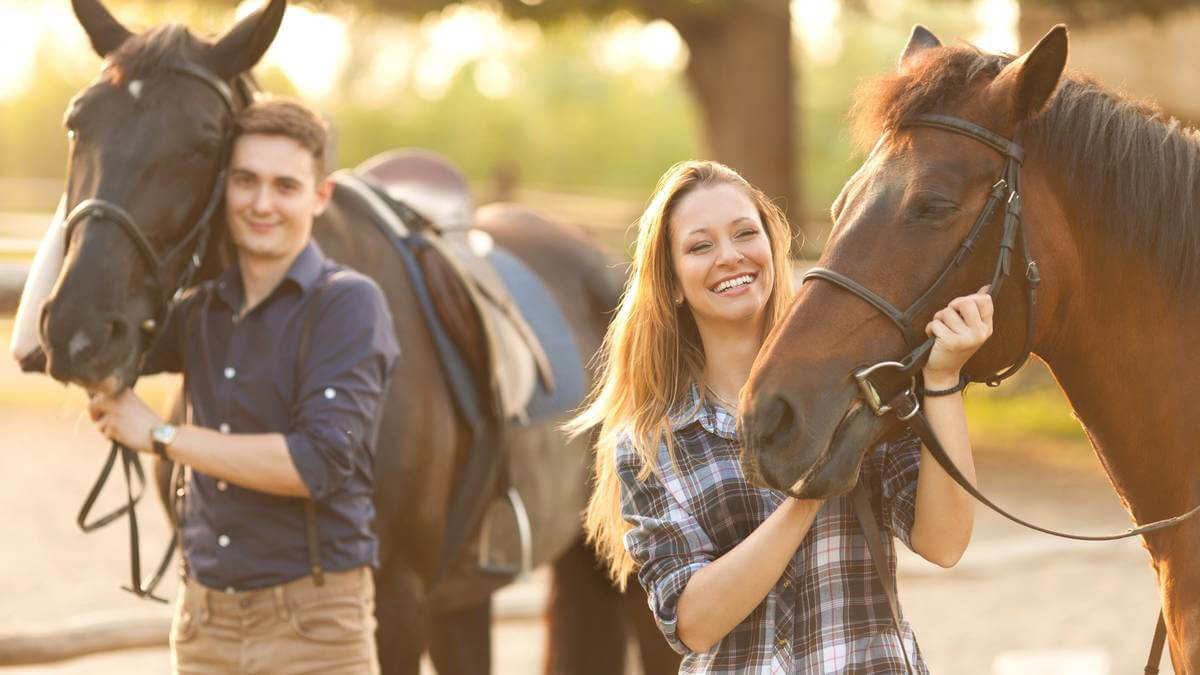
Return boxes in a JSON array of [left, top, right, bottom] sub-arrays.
[[1036, 201, 1200, 552]]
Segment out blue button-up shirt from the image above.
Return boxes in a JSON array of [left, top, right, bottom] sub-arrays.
[[144, 241, 399, 590]]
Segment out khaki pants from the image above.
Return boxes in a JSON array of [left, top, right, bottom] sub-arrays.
[[170, 567, 380, 675]]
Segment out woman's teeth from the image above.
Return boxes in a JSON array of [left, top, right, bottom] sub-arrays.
[[713, 275, 754, 293]]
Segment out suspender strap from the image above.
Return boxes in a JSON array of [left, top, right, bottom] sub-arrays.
[[850, 482, 915, 675], [295, 274, 339, 587]]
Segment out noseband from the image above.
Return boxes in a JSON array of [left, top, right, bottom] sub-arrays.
[[803, 113, 1041, 420], [62, 61, 235, 341]]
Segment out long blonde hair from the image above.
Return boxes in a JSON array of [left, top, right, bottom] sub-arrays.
[[566, 160, 796, 586]]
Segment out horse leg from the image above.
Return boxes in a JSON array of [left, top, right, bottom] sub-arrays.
[[622, 580, 681, 674], [543, 536, 627, 675], [375, 561, 429, 675], [428, 597, 492, 675]]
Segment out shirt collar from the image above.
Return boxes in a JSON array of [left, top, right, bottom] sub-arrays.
[[213, 240, 325, 309], [670, 382, 739, 441]]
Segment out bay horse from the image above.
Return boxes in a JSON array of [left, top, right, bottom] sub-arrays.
[[740, 24, 1200, 672], [38, 0, 678, 673]]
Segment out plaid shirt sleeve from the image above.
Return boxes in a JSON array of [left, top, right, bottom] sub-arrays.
[[615, 435, 717, 655], [876, 433, 923, 549]]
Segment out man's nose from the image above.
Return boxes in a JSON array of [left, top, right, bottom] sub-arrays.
[[251, 185, 272, 213]]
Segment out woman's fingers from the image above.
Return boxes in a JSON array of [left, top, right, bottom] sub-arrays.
[[937, 305, 969, 336]]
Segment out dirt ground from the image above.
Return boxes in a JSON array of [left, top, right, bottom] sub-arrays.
[[0, 326, 1168, 674]]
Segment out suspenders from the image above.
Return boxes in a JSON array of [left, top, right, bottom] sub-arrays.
[[182, 275, 337, 588]]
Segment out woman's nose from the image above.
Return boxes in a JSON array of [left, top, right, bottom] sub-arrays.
[[716, 241, 745, 265]]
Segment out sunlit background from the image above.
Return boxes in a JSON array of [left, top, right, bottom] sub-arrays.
[[0, 0, 1019, 230], [5, 1, 1200, 673]]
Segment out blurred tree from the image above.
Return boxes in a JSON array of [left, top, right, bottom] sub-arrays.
[[358, 0, 800, 228]]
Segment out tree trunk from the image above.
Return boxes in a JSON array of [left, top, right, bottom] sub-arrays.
[[670, 0, 799, 237]]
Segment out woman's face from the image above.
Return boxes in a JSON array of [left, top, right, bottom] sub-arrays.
[[668, 182, 775, 330]]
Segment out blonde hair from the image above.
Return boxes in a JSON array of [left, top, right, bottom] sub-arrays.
[[566, 160, 796, 587]]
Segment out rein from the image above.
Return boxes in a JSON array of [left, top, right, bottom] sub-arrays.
[[71, 61, 237, 603], [802, 113, 1195, 672]]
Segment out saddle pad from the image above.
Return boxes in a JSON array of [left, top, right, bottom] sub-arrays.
[[485, 247, 587, 425]]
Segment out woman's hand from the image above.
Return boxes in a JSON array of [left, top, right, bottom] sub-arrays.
[[923, 286, 994, 388]]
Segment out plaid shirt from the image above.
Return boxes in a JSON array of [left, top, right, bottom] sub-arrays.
[[617, 385, 928, 674]]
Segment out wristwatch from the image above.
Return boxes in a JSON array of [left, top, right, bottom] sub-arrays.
[[150, 423, 178, 459]]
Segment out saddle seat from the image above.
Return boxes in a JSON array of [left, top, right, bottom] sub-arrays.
[[349, 150, 555, 423]]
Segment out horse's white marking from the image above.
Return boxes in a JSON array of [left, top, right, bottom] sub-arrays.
[[10, 194, 67, 363], [67, 330, 91, 359], [128, 79, 143, 99], [992, 647, 1109, 675]]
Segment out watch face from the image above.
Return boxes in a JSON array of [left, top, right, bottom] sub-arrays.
[[153, 424, 176, 444]]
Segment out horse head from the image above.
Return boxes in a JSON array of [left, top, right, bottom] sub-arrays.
[[38, 0, 284, 391], [740, 25, 1071, 497]]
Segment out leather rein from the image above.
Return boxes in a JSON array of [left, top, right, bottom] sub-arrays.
[[802, 113, 1196, 673], [71, 62, 237, 603]]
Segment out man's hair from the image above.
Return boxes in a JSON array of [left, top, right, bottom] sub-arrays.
[[233, 98, 328, 177]]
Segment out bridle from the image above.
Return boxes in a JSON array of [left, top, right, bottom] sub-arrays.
[[804, 112, 1040, 419], [63, 61, 235, 342], [70, 61, 238, 603], [802, 112, 1194, 673]]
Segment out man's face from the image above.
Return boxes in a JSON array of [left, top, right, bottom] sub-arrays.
[[225, 133, 331, 264]]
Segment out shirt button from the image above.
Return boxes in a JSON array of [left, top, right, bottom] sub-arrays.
[[217, 534, 230, 548], [216, 480, 228, 492], [218, 423, 230, 434], [324, 387, 336, 400], [223, 367, 236, 380], [783, 579, 792, 589]]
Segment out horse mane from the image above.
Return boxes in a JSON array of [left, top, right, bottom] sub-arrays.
[[852, 45, 1200, 297], [104, 24, 207, 84]]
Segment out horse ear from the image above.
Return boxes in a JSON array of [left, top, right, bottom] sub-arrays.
[[71, 0, 133, 57], [209, 0, 287, 80], [986, 24, 1068, 125], [899, 25, 941, 72]]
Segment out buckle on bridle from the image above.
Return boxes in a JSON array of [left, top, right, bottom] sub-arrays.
[[853, 361, 920, 420]]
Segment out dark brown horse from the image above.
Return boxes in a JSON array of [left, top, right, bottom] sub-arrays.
[[39, 0, 677, 673], [741, 25, 1200, 671]]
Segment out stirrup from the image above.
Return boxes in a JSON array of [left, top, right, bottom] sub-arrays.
[[476, 487, 532, 578]]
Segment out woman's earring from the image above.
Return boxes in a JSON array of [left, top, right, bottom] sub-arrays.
[[674, 296, 683, 306]]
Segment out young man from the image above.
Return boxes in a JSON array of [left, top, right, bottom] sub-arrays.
[[88, 99, 398, 674]]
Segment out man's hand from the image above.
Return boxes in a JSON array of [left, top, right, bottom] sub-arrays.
[[87, 389, 162, 454], [923, 286, 994, 388]]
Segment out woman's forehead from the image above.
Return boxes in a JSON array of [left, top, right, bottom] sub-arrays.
[[670, 183, 759, 236]]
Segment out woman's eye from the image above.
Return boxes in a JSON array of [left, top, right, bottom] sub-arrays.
[[737, 228, 758, 239], [689, 242, 711, 253]]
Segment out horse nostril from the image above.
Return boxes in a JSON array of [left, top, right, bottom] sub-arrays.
[[109, 318, 129, 344], [758, 395, 796, 447]]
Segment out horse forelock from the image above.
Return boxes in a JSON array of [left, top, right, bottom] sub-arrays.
[[103, 24, 206, 86], [851, 44, 1200, 299], [849, 45, 1011, 153]]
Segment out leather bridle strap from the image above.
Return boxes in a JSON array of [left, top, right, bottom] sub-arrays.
[[850, 483, 914, 674], [71, 61, 239, 603]]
